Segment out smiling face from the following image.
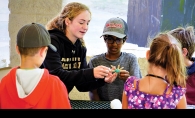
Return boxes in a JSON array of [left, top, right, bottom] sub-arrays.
[[65, 10, 91, 43]]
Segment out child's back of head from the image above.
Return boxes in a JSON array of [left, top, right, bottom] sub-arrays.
[[169, 26, 195, 60], [17, 23, 57, 56], [0, 23, 71, 109], [16, 23, 57, 68], [148, 33, 187, 87]]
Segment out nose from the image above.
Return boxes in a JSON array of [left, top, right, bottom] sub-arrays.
[[83, 23, 88, 30]]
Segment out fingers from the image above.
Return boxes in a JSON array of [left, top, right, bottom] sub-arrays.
[[94, 65, 111, 78], [101, 65, 110, 70], [105, 73, 117, 83], [94, 65, 129, 82], [118, 70, 129, 80], [94, 65, 118, 83]]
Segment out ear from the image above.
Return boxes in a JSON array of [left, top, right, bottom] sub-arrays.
[[65, 18, 71, 26], [15, 45, 20, 55], [146, 50, 150, 60], [182, 48, 188, 57], [39, 47, 48, 57]]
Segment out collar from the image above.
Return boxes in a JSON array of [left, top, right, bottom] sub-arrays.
[[187, 58, 195, 75]]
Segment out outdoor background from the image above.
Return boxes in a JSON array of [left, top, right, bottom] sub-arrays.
[[0, 0, 9, 67], [0, 0, 143, 68], [63, 0, 139, 57]]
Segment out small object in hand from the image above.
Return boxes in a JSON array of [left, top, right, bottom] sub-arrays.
[[114, 69, 120, 73], [111, 65, 124, 73]]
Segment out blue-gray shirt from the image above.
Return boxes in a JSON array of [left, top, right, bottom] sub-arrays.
[[88, 52, 142, 101]]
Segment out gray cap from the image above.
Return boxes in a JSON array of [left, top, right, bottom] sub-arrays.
[[101, 17, 128, 38], [17, 23, 57, 52]]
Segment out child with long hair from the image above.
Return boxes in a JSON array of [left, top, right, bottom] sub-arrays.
[[41, 2, 117, 94], [122, 33, 187, 109]]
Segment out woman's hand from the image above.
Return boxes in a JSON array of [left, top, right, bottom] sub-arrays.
[[104, 72, 118, 83], [93, 65, 111, 78], [93, 65, 118, 83]]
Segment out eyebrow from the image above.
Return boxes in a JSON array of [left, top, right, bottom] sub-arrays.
[[79, 19, 90, 22]]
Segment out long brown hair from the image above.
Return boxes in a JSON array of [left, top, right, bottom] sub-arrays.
[[148, 33, 187, 87]]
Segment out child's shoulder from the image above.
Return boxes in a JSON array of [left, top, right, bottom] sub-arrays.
[[89, 53, 104, 60], [122, 52, 136, 57], [172, 85, 186, 91], [126, 76, 140, 84], [171, 85, 186, 96]]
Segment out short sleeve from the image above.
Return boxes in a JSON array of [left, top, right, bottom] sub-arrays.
[[172, 86, 187, 105], [124, 76, 137, 95]]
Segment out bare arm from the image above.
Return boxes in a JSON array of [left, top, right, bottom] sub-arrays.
[[122, 91, 128, 109], [176, 94, 187, 109]]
